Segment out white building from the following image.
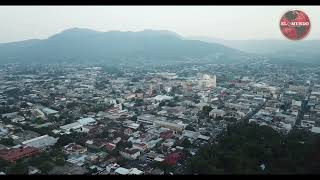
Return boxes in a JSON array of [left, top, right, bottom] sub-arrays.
[[42, 108, 58, 116], [114, 167, 144, 175], [209, 109, 226, 118], [22, 135, 58, 149], [311, 127, 320, 134], [153, 95, 173, 102], [119, 148, 141, 160], [77, 117, 96, 126], [60, 122, 83, 134], [198, 74, 216, 89]]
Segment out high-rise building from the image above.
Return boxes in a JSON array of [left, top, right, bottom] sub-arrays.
[[199, 74, 216, 89]]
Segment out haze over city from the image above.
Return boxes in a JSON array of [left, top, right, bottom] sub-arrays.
[[0, 6, 319, 43]]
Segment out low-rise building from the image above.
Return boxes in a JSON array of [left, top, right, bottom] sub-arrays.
[[0, 146, 40, 163], [119, 148, 141, 160], [22, 135, 58, 149]]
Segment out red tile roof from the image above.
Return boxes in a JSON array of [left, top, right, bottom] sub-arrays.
[[0, 146, 40, 163]]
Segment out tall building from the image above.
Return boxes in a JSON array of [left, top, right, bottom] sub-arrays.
[[199, 74, 216, 89]]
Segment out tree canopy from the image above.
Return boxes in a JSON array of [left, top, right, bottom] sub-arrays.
[[186, 123, 320, 174]]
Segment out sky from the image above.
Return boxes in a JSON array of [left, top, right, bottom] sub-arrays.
[[0, 6, 319, 43]]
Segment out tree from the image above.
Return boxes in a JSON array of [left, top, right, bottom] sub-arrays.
[[202, 106, 213, 117], [117, 141, 132, 150], [7, 161, 28, 174], [135, 89, 143, 93], [134, 99, 144, 107], [130, 115, 137, 121], [181, 138, 192, 148], [159, 101, 166, 107], [0, 138, 15, 146], [152, 161, 175, 174], [185, 125, 196, 131], [37, 161, 53, 174], [186, 123, 320, 174]]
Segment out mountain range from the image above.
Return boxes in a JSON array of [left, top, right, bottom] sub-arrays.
[[0, 28, 318, 66], [188, 36, 320, 65], [0, 28, 250, 66]]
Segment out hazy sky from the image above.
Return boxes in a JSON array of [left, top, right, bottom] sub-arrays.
[[0, 6, 319, 43]]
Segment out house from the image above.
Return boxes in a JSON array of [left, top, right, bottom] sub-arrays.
[[0, 125, 8, 137], [66, 154, 87, 166], [160, 130, 174, 140], [64, 143, 87, 155], [162, 139, 175, 147], [129, 168, 144, 175], [85, 139, 108, 150], [105, 143, 116, 152], [209, 109, 226, 118], [119, 148, 141, 160], [132, 142, 148, 151], [197, 135, 210, 141], [165, 152, 183, 166]]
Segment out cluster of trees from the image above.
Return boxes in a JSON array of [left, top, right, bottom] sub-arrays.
[[186, 123, 320, 174], [0, 137, 15, 146], [54, 132, 86, 147], [198, 105, 213, 119]]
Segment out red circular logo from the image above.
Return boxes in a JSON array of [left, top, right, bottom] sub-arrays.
[[280, 9, 311, 40]]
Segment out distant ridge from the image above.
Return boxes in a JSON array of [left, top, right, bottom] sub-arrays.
[[0, 28, 252, 65]]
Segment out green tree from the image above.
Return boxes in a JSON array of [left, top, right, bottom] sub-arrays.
[[7, 161, 28, 174], [186, 123, 320, 174], [0, 138, 15, 146], [181, 138, 192, 148]]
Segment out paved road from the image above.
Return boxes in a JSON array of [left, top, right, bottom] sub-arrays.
[[294, 83, 313, 128]]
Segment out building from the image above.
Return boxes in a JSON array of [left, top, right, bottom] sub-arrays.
[[77, 117, 96, 126], [311, 127, 320, 134], [209, 109, 226, 118], [114, 167, 144, 175], [0, 146, 40, 163], [153, 95, 173, 102], [22, 135, 58, 149], [137, 114, 185, 132], [198, 74, 217, 89], [0, 125, 8, 137], [114, 167, 129, 175], [60, 122, 83, 133], [119, 148, 141, 160], [64, 143, 87, 155], [42, 108, 58, 116]]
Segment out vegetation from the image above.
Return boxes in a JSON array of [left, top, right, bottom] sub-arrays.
[[0, 138, 15, 146], [151, 161, 175, 174], [185, 125, 196, 131], [198, 105, 213, 119], [186, 123, 320, 174], [7, 160, 28, 175]]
